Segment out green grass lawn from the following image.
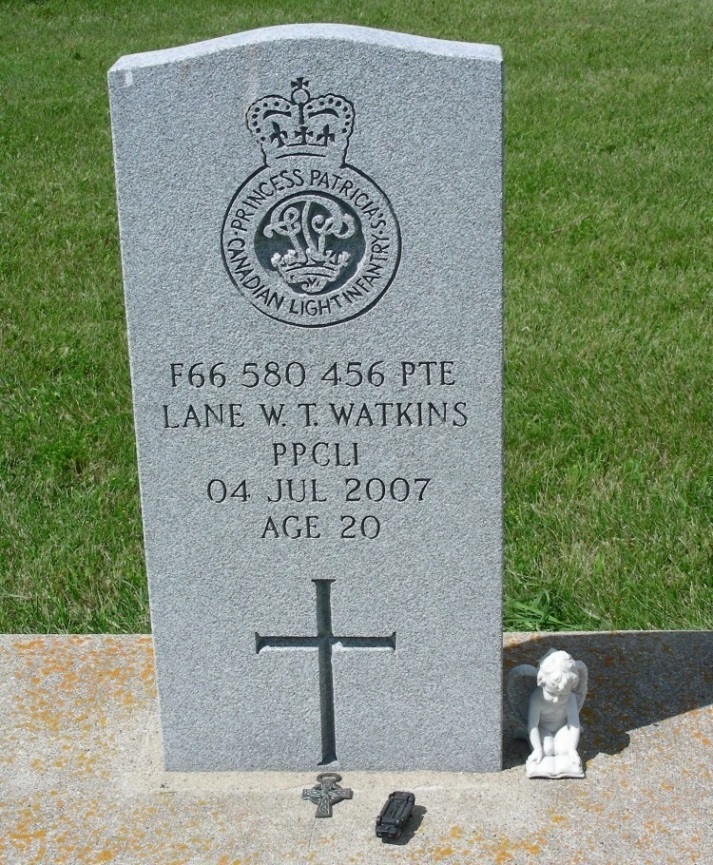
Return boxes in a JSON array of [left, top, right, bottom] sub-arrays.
[[1, 0, 711, 632]]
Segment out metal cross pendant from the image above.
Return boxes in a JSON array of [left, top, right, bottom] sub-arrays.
[[302, 773, 353, 818]]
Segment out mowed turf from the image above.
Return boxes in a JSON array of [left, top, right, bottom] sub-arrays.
[[1, 0, 711, 631]]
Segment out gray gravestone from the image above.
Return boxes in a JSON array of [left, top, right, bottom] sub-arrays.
[[109, 24, 503, 772]]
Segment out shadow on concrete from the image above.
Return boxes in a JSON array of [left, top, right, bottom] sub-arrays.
[[379, 804, 427, 845], [502, 631, 713, 767]]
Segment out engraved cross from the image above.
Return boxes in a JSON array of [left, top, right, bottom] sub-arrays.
[[255, 579, 396, 765]]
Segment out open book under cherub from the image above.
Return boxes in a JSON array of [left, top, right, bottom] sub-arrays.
[[507, 649, 588, 779]]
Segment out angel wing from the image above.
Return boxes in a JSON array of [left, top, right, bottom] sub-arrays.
[[573, 660, 588, 712], [506, 664, 538, 732]]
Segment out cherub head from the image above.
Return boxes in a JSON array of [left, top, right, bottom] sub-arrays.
[[537, 649, 580, 697]]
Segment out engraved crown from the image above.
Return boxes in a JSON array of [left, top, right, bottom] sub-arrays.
[[247, 78, 354, 166]]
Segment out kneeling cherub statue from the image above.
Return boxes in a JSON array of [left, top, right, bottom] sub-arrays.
[[507, 648, 588, 779]]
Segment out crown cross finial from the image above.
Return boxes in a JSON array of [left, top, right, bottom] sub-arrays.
[[294, 124, 313, 145], [246, 79, 354, 166], [316, 125, 335, 146]]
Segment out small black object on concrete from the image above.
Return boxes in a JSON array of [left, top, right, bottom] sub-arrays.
[[302, 773, 353, 818], [375, 790, 416, 839]]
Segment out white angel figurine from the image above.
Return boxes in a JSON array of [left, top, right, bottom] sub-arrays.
[[507, 648, 588, 779]]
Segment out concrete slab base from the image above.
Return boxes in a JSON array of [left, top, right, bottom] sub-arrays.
[[1, 632, 711, 864]]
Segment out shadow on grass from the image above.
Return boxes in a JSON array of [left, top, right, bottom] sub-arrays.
[[503, 631, 713, 768]]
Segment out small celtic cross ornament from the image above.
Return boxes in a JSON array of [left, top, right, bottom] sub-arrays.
[[302, 773, 353, 818]]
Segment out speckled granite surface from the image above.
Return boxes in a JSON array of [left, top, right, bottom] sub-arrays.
[[1, 632, 711, 864], [110, 23, 504, 774]]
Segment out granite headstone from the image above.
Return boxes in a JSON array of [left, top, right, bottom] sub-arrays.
[[109, 23, 503, 771]]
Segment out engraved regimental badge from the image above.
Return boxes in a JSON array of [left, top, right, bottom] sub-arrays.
[[221, 78, 401, 327]]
